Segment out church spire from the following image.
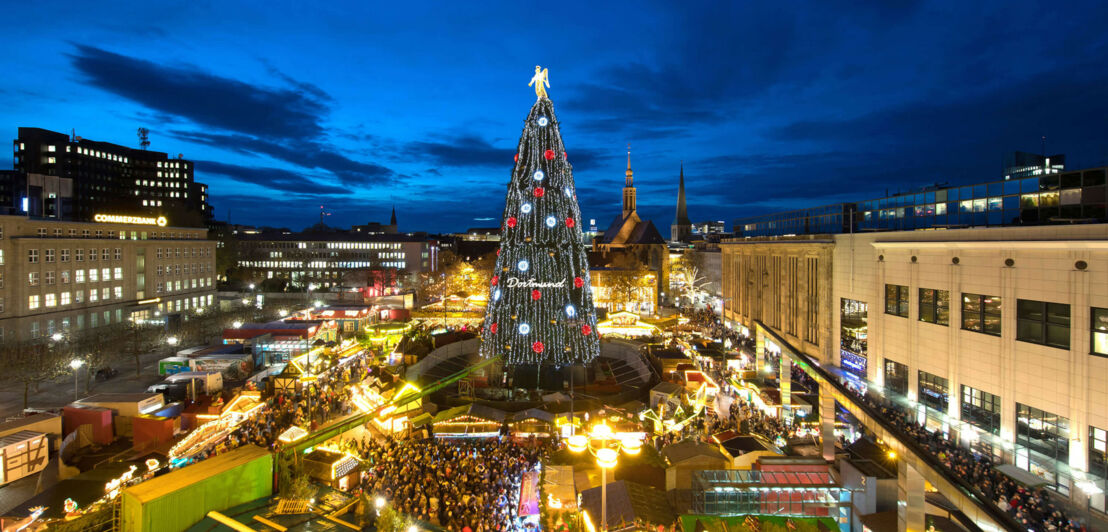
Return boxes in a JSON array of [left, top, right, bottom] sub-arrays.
[[622, 143, 636, 218], [671, 162, 692, 242], [390, 205, 397, 226], [625, 143, 633, 186]]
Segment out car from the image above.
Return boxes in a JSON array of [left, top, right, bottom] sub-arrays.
[[94, 367, 119, 381]]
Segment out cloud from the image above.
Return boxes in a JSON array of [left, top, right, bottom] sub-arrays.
[[197, 160, 348, 195], [171, 131, 396, 188], [403, 135, 513, 168], [70, 45, 327, 140]]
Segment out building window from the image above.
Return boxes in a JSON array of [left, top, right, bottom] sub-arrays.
[[44, 271, 54, 285], [1015, 403, 1071, 494], [114, 248, 121, 260], [1090, 426, 1108, 514], [1093, 308, 1108, 358], [805, 257, 819, 344], [962, 293, 1002, 335], [60, 249, 69, 262], [28, 272, 39, 286], [918, 370, 949, 413], [75, 249, 83, 262], [114, 267, 123, 280], [28, 249, 38, 263], [884, 284, 909, 317], [884, 359, 909, 398], [961, 385, 1001, 435], [28, 295, 40, 310], [1016, 300, 1070, 349], [113, 286, 122, 299], [61, 292, 71, 305], [919, 288, 949, 325], [44, 249, 54, 263], [44, 293, 56, 307]]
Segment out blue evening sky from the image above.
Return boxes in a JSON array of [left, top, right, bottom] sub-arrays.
[[3, 1, 1108, 233]]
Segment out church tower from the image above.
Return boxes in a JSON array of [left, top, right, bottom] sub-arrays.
[[622, 144, 636, 219], [671, 163, 692, 242]]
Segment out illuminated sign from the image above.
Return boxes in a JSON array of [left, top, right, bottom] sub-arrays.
[[839, 349, 867, 376], [93, 214, 167, 227]]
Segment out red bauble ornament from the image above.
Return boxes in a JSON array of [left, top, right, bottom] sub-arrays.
[[566, 217, 575, 228], [574, 276, 584, 288], [491, 275, 499, 286], [533, 187, 545, 198], [582, 324, 592, 336], [489, 323, 498, 334], [507, 217, 517, 228], [496, 248, 501, 256], [544, 149, 555, 160], [532, 289, 541, 300], [563, 151, 567, 159], [532, 341, 544, 353], [514, 153, 519, 162]]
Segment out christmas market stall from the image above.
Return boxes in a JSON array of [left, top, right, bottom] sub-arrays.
[[303, 447, 361, 490], [508, 408, 555, 437], [431, 403, 506, 438]]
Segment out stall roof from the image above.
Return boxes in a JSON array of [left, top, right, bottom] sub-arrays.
[[651, 382, 684, 396], [509, 408, 554, 424], [432, 403, 506, 424], [124, 445, 271, 504], [661, 441, 728, 464], [718, 435, 774, 455], [579, 480, 675, 530]]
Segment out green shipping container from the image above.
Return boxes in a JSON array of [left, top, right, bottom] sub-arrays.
[[121, 445, 273, 532]]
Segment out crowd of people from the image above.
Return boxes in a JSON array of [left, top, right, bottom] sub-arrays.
[[188, 350, 374, 459], [352, 436, 546, 531], [858, 392, 1084, 531]]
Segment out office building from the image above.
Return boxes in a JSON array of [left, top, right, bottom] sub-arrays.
[[735, 164, 1107, 238], [235, 229, 440, 289], [721, 219, 1108, 514], [0, 171, 73, 219], [0, 214, 216, 342], [10, 127, 214, 226]]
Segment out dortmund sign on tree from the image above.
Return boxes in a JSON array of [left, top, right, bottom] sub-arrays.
[[480, 67, 600, 366]]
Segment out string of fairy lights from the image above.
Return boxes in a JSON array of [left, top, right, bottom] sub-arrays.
[[479, 97, 600, 366]]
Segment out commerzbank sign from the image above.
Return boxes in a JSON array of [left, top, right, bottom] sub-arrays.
[[93, 214, 168, 227]]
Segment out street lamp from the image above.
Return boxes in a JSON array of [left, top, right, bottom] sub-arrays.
[[279, 309, 289, 318], [167, 336, 179, 346], [69, 359, 84, 401], [566, 423, 642, 531], [232, 320, 243, 329], [51, 332, 64, 342]]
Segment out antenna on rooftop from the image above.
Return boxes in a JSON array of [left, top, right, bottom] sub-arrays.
[[137, 127, 150, 150]]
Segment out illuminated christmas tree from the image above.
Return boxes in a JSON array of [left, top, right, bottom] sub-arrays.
[[480, 68, 600, 366]]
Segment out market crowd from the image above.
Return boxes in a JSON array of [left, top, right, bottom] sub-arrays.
[[858, 392, 1084, 531], [190, 353, 372, 459], [352, 436, 547, 531]]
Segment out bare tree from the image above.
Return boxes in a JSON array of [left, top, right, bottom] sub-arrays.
[[3, 340, 68, 409]]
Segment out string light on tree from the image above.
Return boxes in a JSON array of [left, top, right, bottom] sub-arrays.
[[480, 66, 600, 366]]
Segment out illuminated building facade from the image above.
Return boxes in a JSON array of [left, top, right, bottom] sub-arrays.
[[9, 127, 213, 226], [0, 214, 216, 341], [722, 222, 1108, 514], [235, 229, 439, 289]]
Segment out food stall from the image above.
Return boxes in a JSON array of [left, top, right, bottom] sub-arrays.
[[508, 408, 555, 437], [431, 404, 506, 438], [303, 447, 361, 490]]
